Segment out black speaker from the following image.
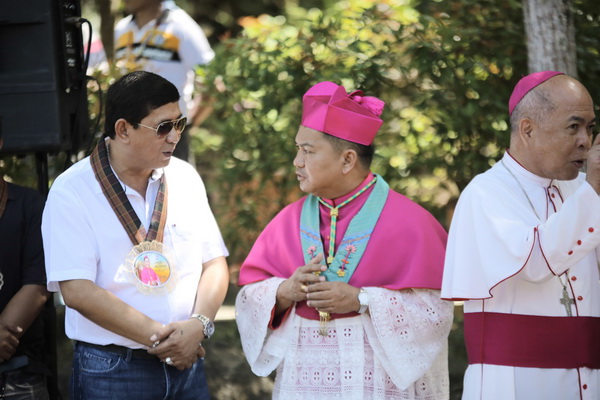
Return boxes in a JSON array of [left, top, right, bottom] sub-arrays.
[[0, 0, 89, 154]]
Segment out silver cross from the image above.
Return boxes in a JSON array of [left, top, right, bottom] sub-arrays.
[[559, 286, 575, 316]]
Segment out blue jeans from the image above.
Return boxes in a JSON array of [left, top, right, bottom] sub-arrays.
[[72, 342, 210, 400], [0, 368, 49, 400]]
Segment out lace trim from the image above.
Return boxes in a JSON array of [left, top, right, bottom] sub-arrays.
[[235, 280, 453, 399]]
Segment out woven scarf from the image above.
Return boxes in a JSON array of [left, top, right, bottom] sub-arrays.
[[0, 176, 8, 219], [300, 174, 389, 283], [90, 139, 168, 245]]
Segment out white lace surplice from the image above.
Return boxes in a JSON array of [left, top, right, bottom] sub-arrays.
[[235, 278, 453, 400]]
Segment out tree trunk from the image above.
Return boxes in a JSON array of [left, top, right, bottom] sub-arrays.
[[522, 0, 577, 77]]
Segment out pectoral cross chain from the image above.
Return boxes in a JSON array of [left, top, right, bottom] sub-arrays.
[[559, 286, 575, 317]]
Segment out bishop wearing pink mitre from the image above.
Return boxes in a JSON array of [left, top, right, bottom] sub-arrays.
[[442, 71, 600, 400], [235, 81, 453, 399]]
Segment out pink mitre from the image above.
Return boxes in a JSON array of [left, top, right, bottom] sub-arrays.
[[301, 81, 385, 146], [508, 70, 564, 116]]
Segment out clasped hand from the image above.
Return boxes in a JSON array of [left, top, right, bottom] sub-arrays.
[[278, 254, 361, 315], [0, 322, 20, 363], [147, 319, 205, 371]]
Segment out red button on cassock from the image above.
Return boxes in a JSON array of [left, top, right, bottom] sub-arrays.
[[571, 276, 577, 281], [577, 296, 583, 301], [577, 240, 582, 245], [583, 384, 588, 390], [589, 228, 595, 233], [568, 251, 573, 255]]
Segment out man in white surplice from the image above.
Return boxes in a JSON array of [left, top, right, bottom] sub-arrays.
[[442, 70, 600, 400]]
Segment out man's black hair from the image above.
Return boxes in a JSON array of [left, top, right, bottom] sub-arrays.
[[322, 132, 375, 170], [104, 71, 180, 139]]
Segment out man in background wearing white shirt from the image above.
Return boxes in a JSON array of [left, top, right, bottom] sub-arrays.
[[114, 0, 215, 161]]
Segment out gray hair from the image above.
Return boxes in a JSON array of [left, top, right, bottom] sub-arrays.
[[509, 86, 557, 133]]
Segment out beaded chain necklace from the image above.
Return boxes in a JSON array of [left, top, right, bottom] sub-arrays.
[[318, 176, 378, 265]]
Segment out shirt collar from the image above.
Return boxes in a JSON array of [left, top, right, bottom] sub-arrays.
[[150, 168, 164, 181], [320, 173, 375, 207], [92, 159, 164, 194], [130, 3, 170, 29], [503, 151, 553, 188]]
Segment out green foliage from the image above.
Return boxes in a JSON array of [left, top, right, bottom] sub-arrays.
[[575, 0, 600, 107], [0, 155, 39, 189], [197, 0, 528, 265], [403, 0, 526, 193], [197, 0, 423, 264]]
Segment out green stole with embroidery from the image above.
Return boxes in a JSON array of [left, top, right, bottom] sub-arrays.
[[299, 174, 389, 333]]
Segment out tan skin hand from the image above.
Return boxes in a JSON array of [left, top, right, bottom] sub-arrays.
[[275, 254, 326, 316], [0, 284, 49, 363], [0, 323, 20, 362], [146, 256, 228, 370], [147, 319, 206, 371], [276, 254, 362, 315], [586, 134, 600, 195], [306, 281, 361, 314]]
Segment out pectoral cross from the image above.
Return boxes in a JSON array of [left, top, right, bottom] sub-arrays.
[[559, 286, 575, 316], [319, 311, 330, 336]]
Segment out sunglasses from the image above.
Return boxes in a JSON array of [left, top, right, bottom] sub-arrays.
[[136, 117, 187, 138]]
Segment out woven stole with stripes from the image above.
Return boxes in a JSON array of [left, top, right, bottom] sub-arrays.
[[90, 139, 172, 290]]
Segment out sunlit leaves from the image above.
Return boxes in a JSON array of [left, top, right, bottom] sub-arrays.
[[194, 0, 598, 264]]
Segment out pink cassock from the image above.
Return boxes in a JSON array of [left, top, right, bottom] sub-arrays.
[[238, 174, 448, 321]]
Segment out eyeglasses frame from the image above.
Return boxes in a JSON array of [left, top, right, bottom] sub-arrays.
[[136, 116, 187, 138]]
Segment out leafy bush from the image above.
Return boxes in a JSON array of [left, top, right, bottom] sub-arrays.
[[196, 0, 526, 265]]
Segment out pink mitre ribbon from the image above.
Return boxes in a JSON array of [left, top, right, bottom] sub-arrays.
[[301, 81, 385, 146], [508, 70, 564, 116]]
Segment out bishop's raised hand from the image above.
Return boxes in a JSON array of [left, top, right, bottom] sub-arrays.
[[586, 133, 600, 194]]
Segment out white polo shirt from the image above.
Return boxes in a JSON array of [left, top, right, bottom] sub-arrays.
[[42, 155, 228, 348]]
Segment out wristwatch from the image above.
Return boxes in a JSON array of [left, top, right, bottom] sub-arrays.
[[190, 314, 215, 339], [357, 288, 369, 314]]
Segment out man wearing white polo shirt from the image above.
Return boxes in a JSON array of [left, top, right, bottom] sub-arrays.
[[42, 71, 228, 399]]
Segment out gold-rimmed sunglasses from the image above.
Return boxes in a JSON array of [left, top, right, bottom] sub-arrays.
[[136, 117, 187, 138]]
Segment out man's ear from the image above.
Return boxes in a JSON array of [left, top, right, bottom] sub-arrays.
[[114, 119, 130, 142], [341, 149, 358, 174], [517, 117, 534, 146]]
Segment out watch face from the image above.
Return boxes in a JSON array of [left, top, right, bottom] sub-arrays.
[[205, 321, 215, 336], [358, 292, 368, 306], [358, 290, 369, 314]]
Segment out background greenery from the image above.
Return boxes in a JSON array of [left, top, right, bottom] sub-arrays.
[[1, 0, 598, 399], [191, 0, 599, 264]]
